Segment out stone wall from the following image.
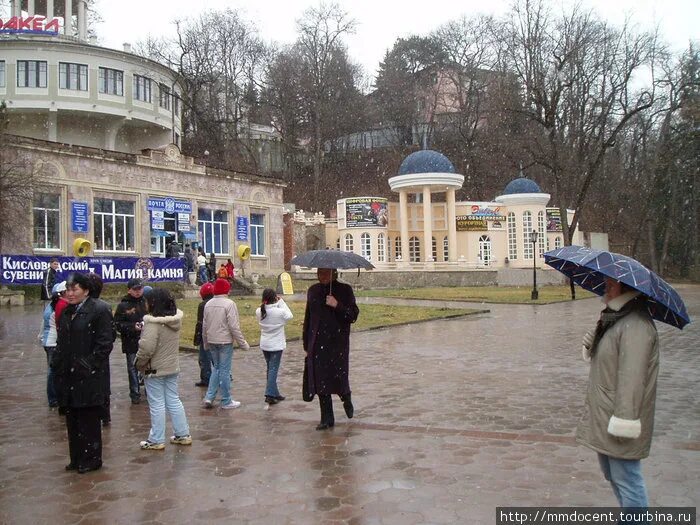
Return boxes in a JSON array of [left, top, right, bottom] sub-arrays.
[[497, 268, 566, 286], [292, 270, 498, 289]]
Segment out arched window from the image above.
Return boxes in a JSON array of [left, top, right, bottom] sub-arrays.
[[479, 235, 492, 266], [431, 237, 437, 261], [537, 211, 546, 257], [336, 238, 340, 250], [554, 236, 563, 249], [522, 211, 533, 260], [507, 212, 517, 260], [344, 233, 354, 252], [394, 236, 402, 260], [409, 236, 420, 262], [361, 232, 371, 260], [443, 236, 449, 261], [377, 233, 385, 262]]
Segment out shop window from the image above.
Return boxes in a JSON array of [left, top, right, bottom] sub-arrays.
[[361, 233, 371, 260], [344, 233, 354, 252], [443, 236, 449, 261], [377, 233, 385, 262], [94, 198, 135, 252], [17, 60, 47, 88], [522, 211, 533, 260], [133, 74, 152, 103], [479, 235, 492, 266], [98, 67, 123, 96], [0, 61, 6, 88], [250, 213, 265, 256], [537, 211, 546, 257], [507, 212, 517, 260], [198, 208, 229, 255], [409, 236, 420, 262], [159, 83, 171, 110], [59, 62, 88, 91], [32, 193, 60, 250], [394, 236, 401, 260]]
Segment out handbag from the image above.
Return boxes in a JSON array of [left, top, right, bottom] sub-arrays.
[[302, 356, 314, 402]]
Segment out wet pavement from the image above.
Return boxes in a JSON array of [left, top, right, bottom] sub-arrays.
[[0, 285, 698, 524]]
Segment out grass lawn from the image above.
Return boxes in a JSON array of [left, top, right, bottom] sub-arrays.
[[356, 285, 595, 304], [178, 297, 481, 348]]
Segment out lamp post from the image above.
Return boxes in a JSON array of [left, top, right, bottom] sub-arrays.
[[531, 228, 539, 300]]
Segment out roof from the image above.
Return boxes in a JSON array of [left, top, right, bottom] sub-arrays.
[[398, 150, 455, 176], [502, 177, 542, 195]]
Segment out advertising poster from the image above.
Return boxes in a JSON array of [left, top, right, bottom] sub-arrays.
[[546, 208, 563, 231], [456, 215, 488, 231], [345, 198, 388, 227]]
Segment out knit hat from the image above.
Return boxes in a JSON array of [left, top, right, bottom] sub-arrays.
[[213, 278, 230, 296], [52, 281, 67, 295], [200, 282, 215, 299]]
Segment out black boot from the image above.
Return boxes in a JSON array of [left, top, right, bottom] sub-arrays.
[[341, 393, 354, 419], [316, 395, 334, 430]]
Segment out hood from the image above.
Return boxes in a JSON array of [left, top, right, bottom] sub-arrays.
[[144, 309, 184, 331]]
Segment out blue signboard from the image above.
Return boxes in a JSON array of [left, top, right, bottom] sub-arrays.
[[0, 255, 186, 284], [236, 216, 249, 241], [147, 197, 192, 214], [71, 201, 89, 233]]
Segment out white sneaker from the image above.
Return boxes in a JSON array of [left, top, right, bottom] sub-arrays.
[[202, 398, 213, 409], [221, 400, 241, 410]]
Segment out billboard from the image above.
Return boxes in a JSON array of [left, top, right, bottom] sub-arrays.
[[456, 216, 488, 231], [546, 208, 563, 232], [345, 198, 388, 228]]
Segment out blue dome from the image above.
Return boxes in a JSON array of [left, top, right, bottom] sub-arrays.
[[398, 150, 455, 176], [502, 177, 542, 195]]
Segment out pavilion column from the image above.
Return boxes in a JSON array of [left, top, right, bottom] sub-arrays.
[[78, 0, 87, 40], [28, 0, 35, 16], [399, 190, 410, 265], [12, 0, 20, 17], [422, 186, 433, 262], [47, 0, 55, 19], [64, 0, 72, 36], [447, 188, 457, 262]]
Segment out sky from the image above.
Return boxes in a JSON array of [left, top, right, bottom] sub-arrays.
[[5, 0, 699, 80]]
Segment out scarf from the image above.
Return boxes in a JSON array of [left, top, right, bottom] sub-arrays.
[[589, 292, 645, 357]]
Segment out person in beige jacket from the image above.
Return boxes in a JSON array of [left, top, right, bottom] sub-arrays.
[[577, 277, 659, 510], [202, 278, 250, 410], [135, 288, 191, 450]]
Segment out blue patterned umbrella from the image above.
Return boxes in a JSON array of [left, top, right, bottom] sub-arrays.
[[544, 245, 690, 329]]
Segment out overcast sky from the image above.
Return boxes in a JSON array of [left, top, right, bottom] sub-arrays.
[[6, 0, 699, 79]]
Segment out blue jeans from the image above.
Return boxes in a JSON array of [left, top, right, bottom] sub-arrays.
[[198, 267, 208, 284], [262, 350, 283, 398], [44, 347, 57, 406], [205, 344, 234, 405], [144, 374, 190, 444], [198, 343, 212, 383], [125, 353, 140, 401], [598, 454, 649, 510]]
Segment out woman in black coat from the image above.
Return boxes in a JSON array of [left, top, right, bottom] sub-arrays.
[[302, 268, 359, 430], [52, 273, 114, 473]]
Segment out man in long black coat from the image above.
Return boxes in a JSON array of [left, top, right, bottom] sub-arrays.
[[302, 268, 359, 430], [52, 272, 114, 473]]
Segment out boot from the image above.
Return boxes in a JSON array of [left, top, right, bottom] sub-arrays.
[[341, 393, 354, 419], [316, 395, 334, 430]]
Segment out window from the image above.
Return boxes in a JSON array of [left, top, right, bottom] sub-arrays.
[[507, 212, 517, 260], [361, 233, 371, 260], [523, 211, 533, 260], [94, 198, 135, 252], [344, 233, 354, 252], [555, 236, 563, 249], [98, 67, 123, 95], [537, 211, 546, 257], [478, 235, 492, 266], [173, 94, 180, 114], [198, 208, 229, 255], [336, 238, 340, 249], [394, 236, 402, 260], [443, 236, 449, 261], [133, 74, 152, 103], [0, 61, 5, 88], [59, 62, 88, 91], [32, 194, 60, 249], [159, 83, 170, 109], [431, 237, 437, 261], [17, 60, 47, 88], [250, 213, 265, 256], [377, 233, 385, 262], [409, 236, 420, 262]]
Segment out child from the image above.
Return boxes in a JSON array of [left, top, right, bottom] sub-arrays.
[[217, 264, 228, 279], [255, 288, 293, 405]]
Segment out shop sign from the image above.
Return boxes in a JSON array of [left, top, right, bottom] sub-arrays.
[[147, 197, 192, 214], [490, 220, 504, 229], [456, 215, 488, 231], [345, 197, 388, 228], [1, 255, 185, 284], [71, 201, 89, 233], [151, 210, 164, 230], [177, 213, 190, 232], [546, 208, 563, 232], [0, 16, 61, 35], [469, 205, 505, 221], [236, 216, 249, 241]]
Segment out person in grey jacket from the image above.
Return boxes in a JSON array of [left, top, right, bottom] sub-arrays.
[[577, 277, 659, 511], [135, 288, 191, 450]]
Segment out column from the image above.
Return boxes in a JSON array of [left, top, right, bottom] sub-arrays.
[[64, 0, 72, 36], [28, 0, 35, 16], [48, 111, 58, 142], [399, 190, 409, 265], [422, 186, 432, 262], [78, 0, 86, 40], [446, 188, 457, 262], [12, 0, 20, 17], [47, 0, 55, 19]]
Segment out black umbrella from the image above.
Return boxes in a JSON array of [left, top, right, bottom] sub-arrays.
[[290, 250, 375, 270]]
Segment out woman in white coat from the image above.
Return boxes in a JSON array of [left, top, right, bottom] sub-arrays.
[[256, 288, 293, 405]]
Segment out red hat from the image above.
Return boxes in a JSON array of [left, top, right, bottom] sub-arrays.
[[213, 278, 230, 296], [199, 282, 214, 299]]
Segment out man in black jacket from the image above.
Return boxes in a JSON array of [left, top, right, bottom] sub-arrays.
[[41, 258, 61, 301], [113, 278, 147, 404]]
